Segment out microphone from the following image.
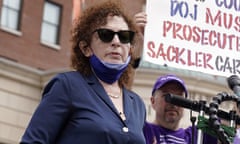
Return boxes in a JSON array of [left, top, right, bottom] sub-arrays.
[[164, 93, 201, 112], [165, 93, 240, 124], [227, 75, 240, 97]]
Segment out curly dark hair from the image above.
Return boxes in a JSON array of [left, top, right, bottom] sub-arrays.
[[70, 0, 138, 88]]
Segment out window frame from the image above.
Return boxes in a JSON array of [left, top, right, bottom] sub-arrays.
[[40, 1, 62, 48], [0, 0, 23, 32]]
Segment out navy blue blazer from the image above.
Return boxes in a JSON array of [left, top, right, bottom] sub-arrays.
[[20, 71, 146, 144]]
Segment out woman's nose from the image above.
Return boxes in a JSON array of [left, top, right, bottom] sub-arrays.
[[111, 34, 121, 43]]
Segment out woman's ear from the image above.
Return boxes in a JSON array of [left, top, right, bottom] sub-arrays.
[[79, 41, 92, 57]]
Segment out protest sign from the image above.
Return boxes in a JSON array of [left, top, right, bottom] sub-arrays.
[[143, 0, 240, 77]]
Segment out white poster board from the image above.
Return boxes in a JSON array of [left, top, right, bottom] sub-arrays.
[[143, 0, 240, 77]]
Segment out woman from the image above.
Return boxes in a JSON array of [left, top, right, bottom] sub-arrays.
[[20, 1, 146, 144]]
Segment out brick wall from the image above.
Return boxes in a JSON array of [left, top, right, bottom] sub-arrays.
[[0, 0, 73, 71]]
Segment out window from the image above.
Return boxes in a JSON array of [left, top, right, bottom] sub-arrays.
[[41, 1, 61, 46], [0, 0, 22, 30]]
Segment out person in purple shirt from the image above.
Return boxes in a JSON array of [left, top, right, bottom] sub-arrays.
[[233, 128, 240, 144], [143, 74, 218, 144]]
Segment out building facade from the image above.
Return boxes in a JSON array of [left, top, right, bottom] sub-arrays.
[[0, 0, 235, 143]]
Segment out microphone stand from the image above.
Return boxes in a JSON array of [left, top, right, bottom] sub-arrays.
[[190, 113, 196, 144], [165, 93, 239, 144], [229, 110, 236, 128], [208, 92, 239, 144], [197, 101, 206, 144]]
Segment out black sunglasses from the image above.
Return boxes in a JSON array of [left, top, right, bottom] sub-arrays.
[[93, 28, 135, 44]]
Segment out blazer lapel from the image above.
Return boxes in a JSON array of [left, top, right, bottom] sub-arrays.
[[122, 88, 134, 123], [85, 74, 132, 124], [84, 74, 118, 113]]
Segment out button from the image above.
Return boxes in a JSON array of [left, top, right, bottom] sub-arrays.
[[122, 127, 129, 132]]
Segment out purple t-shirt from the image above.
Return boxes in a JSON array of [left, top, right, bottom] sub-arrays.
[[143, 122, 217, 144], [233, 129, 240, 144]]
